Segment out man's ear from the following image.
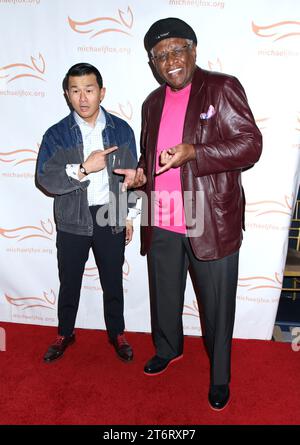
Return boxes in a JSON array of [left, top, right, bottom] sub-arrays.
[[100, 87, 106, 103]]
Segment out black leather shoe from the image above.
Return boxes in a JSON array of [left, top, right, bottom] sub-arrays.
[[110, 333, 133, 362], [43, 334, 75, 363], [144, 354, 183, 376], [208, 384, 230, 411]]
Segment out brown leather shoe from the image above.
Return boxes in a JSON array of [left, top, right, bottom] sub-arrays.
[[43, 334, 75, 363], [110, 333, 133, 362]]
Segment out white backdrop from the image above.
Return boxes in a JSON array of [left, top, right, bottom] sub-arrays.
[[0, 0, 299, 340]]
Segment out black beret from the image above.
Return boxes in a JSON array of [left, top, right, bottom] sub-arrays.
[[144, 17, 197, 53]]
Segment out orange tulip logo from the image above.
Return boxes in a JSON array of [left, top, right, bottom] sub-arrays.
[[0, 53, 45, 84], [208, 58, 222, 72], [4, 289, 56, 311], [107, 101, 133, 121], [0, 219, 54, 242], [183, 300, 199, 318], [83, 265, 99, 281], [238, 273, 282, 291], [252, 20, 300, 42], [123, 259, 130, 280], [296, 113, 300, 132], [246, 195, 293, 218], [0, 144, 39, 166], [255, 117, 269, 131], [83, 258, 130, 281], [68, 6, 133, 39]]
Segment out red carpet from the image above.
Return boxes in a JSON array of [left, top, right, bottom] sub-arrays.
[[0, 321, 299, 425]]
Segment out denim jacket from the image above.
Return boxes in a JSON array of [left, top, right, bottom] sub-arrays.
[[36, 107, 138, 236]]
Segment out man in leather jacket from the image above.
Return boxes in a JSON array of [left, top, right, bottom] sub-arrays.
[[115, 18, 262, 410]]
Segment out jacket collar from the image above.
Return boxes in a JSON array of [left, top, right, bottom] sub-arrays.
[[101, 106, 115, 128], [68, 105, 115, 130], [189, 66, 205, 97], [183, 66, 205, 143], [146, 65, 205, 146]]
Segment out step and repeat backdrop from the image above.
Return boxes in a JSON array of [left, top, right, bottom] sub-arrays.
[[0, 0, 299, 339]]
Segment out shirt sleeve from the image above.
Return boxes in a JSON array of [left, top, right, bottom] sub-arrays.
[[127, 207, 141, 220], [65, 164, 89, 182]]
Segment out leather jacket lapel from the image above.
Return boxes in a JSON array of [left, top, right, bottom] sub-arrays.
[[183, 67, 205, 145], [147, 85, 166, 179]]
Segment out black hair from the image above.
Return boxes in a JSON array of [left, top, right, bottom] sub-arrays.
[[63, 63, 103, 91]]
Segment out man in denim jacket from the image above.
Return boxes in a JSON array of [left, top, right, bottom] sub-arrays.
[[36, 63, 138, 364]]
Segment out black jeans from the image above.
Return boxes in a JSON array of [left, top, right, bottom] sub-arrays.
[[147, 227, 239, 385], [56, 205, 126, 338]]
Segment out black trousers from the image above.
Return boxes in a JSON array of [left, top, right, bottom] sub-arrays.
[[147, 227, 239, 385], [56, 206, 126, 339]]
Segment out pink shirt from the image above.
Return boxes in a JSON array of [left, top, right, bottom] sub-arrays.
[[154, 83, 191, 234]]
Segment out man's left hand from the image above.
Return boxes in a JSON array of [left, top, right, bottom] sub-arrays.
[[156, 143, 196, 175]]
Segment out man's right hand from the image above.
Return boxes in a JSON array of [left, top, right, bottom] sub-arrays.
[[114, 167, 147, 192], [82, 146, 118, 174]]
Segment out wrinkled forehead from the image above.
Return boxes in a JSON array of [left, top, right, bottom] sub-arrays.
[[152, 37, 191, 54]]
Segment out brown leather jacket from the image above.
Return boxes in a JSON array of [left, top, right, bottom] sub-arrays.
[[138, 66, 262, 260]]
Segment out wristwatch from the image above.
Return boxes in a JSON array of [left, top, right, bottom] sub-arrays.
[[79, 163, 88, 176]]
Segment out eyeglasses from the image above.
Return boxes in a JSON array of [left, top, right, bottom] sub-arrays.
[[151, 43, 193, 63]]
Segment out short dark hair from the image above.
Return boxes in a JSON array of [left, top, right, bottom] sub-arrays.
[[63, 63, 103, 91]]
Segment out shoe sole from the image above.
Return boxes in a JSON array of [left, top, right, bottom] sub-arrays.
[[144, 354, 183, 376], [43, 339, 75, 364], [208, 397, 231, 412]]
